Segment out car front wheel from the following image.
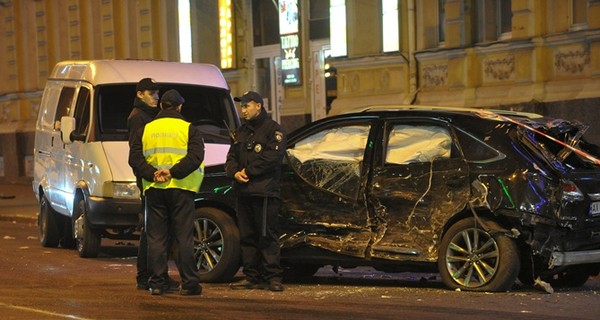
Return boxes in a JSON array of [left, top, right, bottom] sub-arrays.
[[438, 217, 520, 292], [194, 207, 241, 283]]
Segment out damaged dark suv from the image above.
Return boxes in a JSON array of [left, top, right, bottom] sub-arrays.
[[192, 106, 600, 292]]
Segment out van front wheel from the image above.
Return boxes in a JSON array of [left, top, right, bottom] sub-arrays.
[[74, 199, 101, 258]]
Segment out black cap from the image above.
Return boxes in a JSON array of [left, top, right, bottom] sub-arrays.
[[160, 89, 185, 108], [234, 91, 264, 106], [136, 78, 159, 92]]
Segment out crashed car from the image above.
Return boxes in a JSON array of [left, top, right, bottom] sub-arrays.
[[192, 105, 600, 292]]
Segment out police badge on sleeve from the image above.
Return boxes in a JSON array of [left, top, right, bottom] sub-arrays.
[[275, 131, 284, 142]]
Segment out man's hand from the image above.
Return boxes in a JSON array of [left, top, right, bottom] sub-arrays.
[[153, 169, 172, 182], [234, 168, 249, 183]]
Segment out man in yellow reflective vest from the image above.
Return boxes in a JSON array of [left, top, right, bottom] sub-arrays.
[[128, 89, 205, 296]]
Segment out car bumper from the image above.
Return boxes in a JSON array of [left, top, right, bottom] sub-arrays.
[[550, 249, 600, 267], [87, 195, 140, 227]]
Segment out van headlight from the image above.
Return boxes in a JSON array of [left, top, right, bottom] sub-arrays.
[[113, 182, 140, 199]]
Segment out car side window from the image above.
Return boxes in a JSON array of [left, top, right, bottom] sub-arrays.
[[454, 127, 505, 163], [385, 124, 452, 164], [287, 124, 371, 198]]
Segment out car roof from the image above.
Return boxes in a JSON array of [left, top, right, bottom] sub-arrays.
[[48, 60, 229, 89], [338, 104, 544, 120]]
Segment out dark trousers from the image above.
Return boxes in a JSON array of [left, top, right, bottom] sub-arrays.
[[137, 195, 178, 285], [236, 195, 282, 282], [145, 188, 199, 290]]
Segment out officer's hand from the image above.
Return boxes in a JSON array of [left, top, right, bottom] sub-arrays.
[[234, 169, 249, 183], [154, 169, 172, 182]]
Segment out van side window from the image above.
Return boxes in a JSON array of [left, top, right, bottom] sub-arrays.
[[73, 87, 91, 136], [54, 87, 76, 130]]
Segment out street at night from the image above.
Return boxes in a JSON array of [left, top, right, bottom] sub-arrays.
[[1, 219, 599, 319]]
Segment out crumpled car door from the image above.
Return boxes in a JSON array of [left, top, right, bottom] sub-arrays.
[[368, 121, 470, 262], [280, 121, 375, 258]]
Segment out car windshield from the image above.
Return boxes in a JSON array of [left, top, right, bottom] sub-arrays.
[[95, 84, 235, 142], [518, 118, 600, 170]]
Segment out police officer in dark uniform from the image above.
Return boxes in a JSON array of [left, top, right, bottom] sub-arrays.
[[129, 89, 204, 296], [127, 78, 179, 292], [226, 91, 286, 292]]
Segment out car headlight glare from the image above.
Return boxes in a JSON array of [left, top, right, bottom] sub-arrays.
[[113, 182, 140, 199]]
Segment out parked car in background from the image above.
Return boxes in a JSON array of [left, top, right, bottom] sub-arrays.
[[33, 60, 239, 258], [194, 105, 600, 291]]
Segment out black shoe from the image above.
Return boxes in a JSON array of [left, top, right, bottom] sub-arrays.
[[180, 286, 202, 296], [163, 277, 180, 292], [149, 287, 163, 295], [268, 280, 284, 292], [137, 281, 149, 291], [229, 279, 263, 290]]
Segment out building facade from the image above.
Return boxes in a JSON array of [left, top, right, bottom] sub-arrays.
[[0, 0, 599, 182]]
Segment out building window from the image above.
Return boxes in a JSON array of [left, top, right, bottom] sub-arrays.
[[330, 0, 347, 57], [219, 0, 233, 69], [571, 0, 588, 30], [178, 0, 192, 63], [310, 0, 330, 40], [438, 0, 445, 45], [253, 0, 280, 46], [476, 0, 512, 42], [382, 0, 399, 52]]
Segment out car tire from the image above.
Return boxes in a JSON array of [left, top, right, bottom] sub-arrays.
[[438, 217, 520, 292], [39, 194, 60, 247], [74, 199, 101, 258], [194, 207, 241, 283]]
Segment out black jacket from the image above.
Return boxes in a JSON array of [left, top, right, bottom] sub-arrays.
[[127, 98, 160, 147], [225, 109, 286, 197], [127, 98, 160, 189], [128, 109, 205, 184]]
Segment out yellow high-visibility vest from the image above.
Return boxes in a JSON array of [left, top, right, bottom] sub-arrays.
[[141, 117, 204, 193]]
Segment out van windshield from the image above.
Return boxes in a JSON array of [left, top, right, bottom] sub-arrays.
[[95, 84, 237, 143]]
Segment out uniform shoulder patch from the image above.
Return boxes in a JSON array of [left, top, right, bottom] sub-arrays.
[[275, 131, 284, 142]]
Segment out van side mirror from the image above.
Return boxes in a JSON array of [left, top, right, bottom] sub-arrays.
[[60, 116, 76, 144]]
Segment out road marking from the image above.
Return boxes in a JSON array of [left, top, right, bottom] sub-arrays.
[[0, 301, 93, 319]]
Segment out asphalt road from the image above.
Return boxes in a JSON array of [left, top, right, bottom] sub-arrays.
[[1, 220, 600, 320]]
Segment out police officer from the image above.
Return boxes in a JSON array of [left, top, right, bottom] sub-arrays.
[[128, 89, 204, 296], [127, 78, 178, 292], [225, 91, 286, 292]]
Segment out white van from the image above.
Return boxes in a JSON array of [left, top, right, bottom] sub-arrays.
[[33, 60, 238, 258]]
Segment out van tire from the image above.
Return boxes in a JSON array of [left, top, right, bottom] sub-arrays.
[[39, 195, 60, 247], [194, 207, 241, 283], [74, 199, 101, 258]]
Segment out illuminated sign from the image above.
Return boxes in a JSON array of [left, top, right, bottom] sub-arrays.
[[279, 0, 301, 85]]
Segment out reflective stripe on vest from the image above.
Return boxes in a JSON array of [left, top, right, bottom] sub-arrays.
[[141, 117, 204, 193]]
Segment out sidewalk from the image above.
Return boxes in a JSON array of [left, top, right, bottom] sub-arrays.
[[0, 181, 38, 223]]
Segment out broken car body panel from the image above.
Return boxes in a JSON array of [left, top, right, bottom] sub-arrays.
[[196, 106, 600, 290]]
